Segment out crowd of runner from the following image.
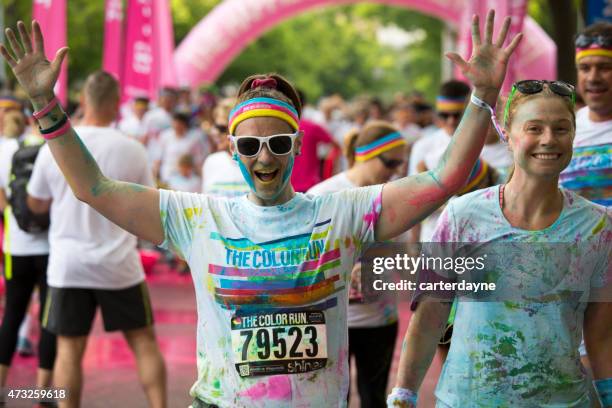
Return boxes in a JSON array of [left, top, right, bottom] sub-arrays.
[[0, 11, 609, 408]]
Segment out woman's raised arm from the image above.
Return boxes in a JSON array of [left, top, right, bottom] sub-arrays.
[[1, 21, 164, 244], [376, 10, 522, 241]]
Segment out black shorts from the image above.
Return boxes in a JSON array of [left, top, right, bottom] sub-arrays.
[[43, 281, 154, 336]]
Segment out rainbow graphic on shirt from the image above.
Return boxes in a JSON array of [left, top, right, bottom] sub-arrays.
[[560, 143, 612, 207], [207, 219, 345, 312]]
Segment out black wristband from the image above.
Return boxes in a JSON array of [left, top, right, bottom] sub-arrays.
[[39, 114, 68, 135]]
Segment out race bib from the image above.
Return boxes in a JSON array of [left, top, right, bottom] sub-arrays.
[[231, 310, 328, 377]]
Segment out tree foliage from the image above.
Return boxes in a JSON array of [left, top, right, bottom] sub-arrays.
[[3, 0, 580, 102]]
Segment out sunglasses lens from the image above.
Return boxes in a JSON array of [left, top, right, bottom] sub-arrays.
[[515, 80, 543, 94], [236, 137, 261, 156], [268, 135, 293, 155], [550, 82, 574, 97]]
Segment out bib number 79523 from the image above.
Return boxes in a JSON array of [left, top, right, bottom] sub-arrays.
[[231, 310, 328, 377]]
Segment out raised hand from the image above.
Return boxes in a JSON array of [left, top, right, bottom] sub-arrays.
[[0, 21, 68, 102], [446, 10, 522, 99]]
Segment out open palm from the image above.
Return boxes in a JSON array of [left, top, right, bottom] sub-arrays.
[[0, 21, 68, 100], [447, 10, 523, 93]]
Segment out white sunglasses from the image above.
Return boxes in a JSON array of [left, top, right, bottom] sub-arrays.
[[230, 132, 299, 157]]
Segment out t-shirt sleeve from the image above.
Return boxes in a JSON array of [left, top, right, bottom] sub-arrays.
[[26, 145, 52, 200], [333, 184, 383, 243], [158, 189, 208, 260]]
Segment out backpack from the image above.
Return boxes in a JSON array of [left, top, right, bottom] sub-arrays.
[[8, 138, 50, 233]]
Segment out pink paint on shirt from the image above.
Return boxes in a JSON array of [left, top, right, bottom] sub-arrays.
[[240, 376, 292, 401], [363, 193, 383, 229]]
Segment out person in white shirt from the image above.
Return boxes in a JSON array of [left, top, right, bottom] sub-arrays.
[[0, 110, 54, 392], [142, 88, 177, 163], [167, 154, 201, 193], [411, 80, 471, 242], [27, 71, 167, 408], [201, 98, 250, 197], [156, 112, 206, 185], [392, 102, 422, 145], [308, 121, 406, 407], [560, 22, 612, 208], [118, 96, 149, 143]]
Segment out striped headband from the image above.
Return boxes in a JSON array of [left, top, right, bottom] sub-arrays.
[[355, 132, 406, 162], [0, 99, 22, 110], [576, 46, 612, 62], [459, 159, 488, 194], [228, 97, 299, 135], [436, 96, 467, 112]]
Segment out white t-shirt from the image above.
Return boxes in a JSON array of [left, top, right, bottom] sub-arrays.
[[118, 115, 147, 143], [201, 152, 250, 198], [573, 107, 612, 147], [143, 107, 173, 161], [308, 173, 398, 328], [408, 128, 448, 176], [27, 126, 155, 289], [0, 137, 49, 256], [159, 186, 382, 407], [158, 128, 207, 183]]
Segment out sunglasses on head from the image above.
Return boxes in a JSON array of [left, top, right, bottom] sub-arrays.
[[503, 80, 576, 126], [230, 133, 298, 157], [378, 155, 404, 170], [575, 34, 612, 49]]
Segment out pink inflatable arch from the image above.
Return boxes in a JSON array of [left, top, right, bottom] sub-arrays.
[[174, 0, 556, 87]]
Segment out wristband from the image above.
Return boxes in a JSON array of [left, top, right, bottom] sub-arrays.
[[387, 387, 418, 407], [39, 113, 68, 134], [40, 117, 71, 140], [595, 378, 612, 407], [470, 93, 506, 142], [32, 97, 58, 120]]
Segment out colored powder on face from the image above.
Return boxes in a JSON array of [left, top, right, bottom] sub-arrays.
[[235, 153, 256, 191], [235, 153, 295, 201]]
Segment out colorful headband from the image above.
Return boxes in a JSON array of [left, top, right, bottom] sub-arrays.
[[436, 96, 467, 112], [576, 46, 612, 62], [0, 99, 22, 110], [459, 159, 488, 194], [355, 132, 406, 162], [228, 97, 299, 135]]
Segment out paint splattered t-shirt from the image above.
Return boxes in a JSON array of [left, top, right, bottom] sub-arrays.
[[159, 186, 383, 407], [428, 186, 610, 408], [559, 107, 612, 207]]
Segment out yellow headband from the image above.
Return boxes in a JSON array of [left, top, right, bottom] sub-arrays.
[[229, 109, 299, 135], [576, 48, 612, 62]]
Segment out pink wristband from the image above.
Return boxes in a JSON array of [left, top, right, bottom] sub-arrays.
[[32, 97, 58, 120], [42, 118, 71, 141]]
